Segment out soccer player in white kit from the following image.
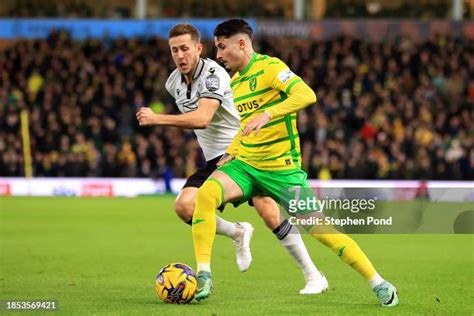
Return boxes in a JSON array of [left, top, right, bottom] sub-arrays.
[[136, 23, 328, 294]]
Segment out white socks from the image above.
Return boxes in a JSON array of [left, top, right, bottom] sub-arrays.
[[368, 273, 384, 289], [274, 219, 321, 280], [197, 263, 211, 273], [280, 232, 321, 280], [216, 216, 237, 238]]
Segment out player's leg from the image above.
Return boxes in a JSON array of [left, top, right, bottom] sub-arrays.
[[309, 223, 398, 306], [176, 176, 254, 272], [288, 184, 397, 305], [257, 168, 398, 306], [252, 196, 328, 294], [175, 187, 241, 240], [174, 187, 198, 224], [193, 165, 253, 300], [192, 170, 246, 270]]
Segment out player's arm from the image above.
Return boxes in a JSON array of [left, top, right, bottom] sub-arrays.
[[265, 79, 316, 119], [242, 60, 316, 136], [136, 98, 219, 129], [138, 66, 231, 129]]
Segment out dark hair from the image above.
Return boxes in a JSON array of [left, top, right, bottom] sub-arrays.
[[168, 23, 200, 42], [213, 19, 253, 39]]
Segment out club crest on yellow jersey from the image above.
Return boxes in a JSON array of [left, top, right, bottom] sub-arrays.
[[249, 77, 257, 91]]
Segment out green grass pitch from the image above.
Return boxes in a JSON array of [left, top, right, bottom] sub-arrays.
[[1, 196, 473, 315]]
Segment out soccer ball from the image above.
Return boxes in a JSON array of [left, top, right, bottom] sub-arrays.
[[155, 263, 198, 304]]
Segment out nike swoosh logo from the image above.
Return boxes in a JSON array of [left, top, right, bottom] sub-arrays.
[[338, 246, 346, 257], [192, 219, 205, 225], [385, 292, 395, 305]]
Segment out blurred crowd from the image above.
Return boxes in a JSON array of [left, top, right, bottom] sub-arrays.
[[2, 0, 284, 19], [4, 0, 95, 18], [3, 0, 466, 19], [0, 31, 472, 180], [326, 0, 452, 19]]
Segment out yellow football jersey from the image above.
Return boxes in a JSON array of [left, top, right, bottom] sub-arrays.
[[228, 53, 315, 171]]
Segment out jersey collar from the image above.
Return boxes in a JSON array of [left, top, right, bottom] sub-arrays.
[[239, 53, 257, 76], [181, 58, 205, 84]]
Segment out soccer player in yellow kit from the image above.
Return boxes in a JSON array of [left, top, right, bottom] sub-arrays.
[[192, 19, 398, 307], [137, 23, 328, 295]]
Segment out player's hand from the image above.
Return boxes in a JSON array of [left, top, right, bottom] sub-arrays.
[[242, 112, 271, 136], [136, 107, 158, 126], [216, 153, 234, 167]]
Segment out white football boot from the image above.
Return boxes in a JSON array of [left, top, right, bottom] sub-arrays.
[[233, 222, 254, 272], [299, 272, 329, 295]]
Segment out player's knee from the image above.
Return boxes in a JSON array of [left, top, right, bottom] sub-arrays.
[[174, 198, 195, 221], [196, 180, 222, 209]]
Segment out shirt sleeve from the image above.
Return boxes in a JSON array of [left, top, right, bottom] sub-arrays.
[[264, 58, 317, 119], [199, 66, 231, 104], [267, 58, 303, 94], [165, 73, 175, 98]]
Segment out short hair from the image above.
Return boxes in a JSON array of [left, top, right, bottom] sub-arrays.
[[213, 19, 253, 39], [168, 23, 200, 42]]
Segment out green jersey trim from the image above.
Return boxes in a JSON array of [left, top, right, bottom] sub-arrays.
[[261, 114, 296, 129], [239, 53, 257, 76], [231, 70, 265, 88], [239, 152, 292, 162], [234, 87, 273, 103], [255, 55, 269, 62], [285, 78, 303, 94], [284, 114, 300, 168]]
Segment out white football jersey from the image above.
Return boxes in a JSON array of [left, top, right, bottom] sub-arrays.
[[165, 58, 240, 161]]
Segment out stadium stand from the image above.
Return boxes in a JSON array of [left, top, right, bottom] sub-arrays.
[[0, 30, 472, 180]]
